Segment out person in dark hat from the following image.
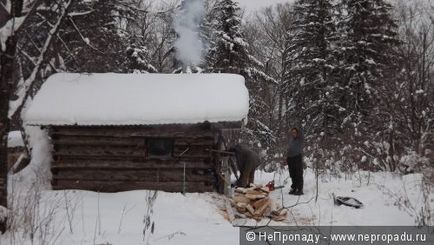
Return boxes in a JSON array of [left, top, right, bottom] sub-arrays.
[[286, 127, 304, 195]]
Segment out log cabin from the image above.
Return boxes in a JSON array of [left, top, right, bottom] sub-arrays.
[[24, 73, 249, 193]]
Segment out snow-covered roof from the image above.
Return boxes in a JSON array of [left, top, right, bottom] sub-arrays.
[[8, 131, 24, 148], [24, 73, 249, 126]]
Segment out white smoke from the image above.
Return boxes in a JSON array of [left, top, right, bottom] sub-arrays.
[[174, 0, 205, 67]]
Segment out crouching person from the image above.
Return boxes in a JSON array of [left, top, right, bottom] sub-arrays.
[[228, 144, 260, 187]]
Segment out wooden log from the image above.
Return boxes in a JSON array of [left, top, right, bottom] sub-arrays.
[[246, 204, 255, 215], [54, 145, 147, 157], [51, 125, 215, 138], [245, 193, 267, 200], [254, 199, 271, 216], [236, 202, 248, 208], [252, 198, 270, 210], [235, 187, 248, 194], [233, 194, 251, 204], [52, 169, 216, 182], [52, 159, 215, 170], [53, 135, 216, 148], [52, 179, 215, 193], [225, 200, 235, 222], [173, 153, 210, 159], [51, 122, 241, 135], [53, 152, 211, 162], [53, 136, 145, 146], [173, 145, 208, 154], [271, 209, 288, 221], [53, 153, 146, 162], [174, 138, 215, 146], [236, 206, 247, 213], [246, 190, 267, 196]]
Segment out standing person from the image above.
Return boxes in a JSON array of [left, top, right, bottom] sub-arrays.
[[286, 127, 304, 195]]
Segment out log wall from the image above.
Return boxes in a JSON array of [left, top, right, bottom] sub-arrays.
[[0, 171, 5, 208], [50, 124, 239, 193]]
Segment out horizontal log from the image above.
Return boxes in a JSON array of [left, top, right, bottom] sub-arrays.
[[174, 145, 207, 153], [51, 125, 215, 138], [52, 180, 216, 193], [54, 145, 146, 157], [53, 169, 216, 182], [52, 159, 215, 170], [51, 132, 214, 139], [174, 138, 216, 146], [52, 136, 146, 146], [52, 135, 216, 148], [53, 153, 211, 162], [54, 154, 146, 162], [54, 144, 212, 158], [51, 122, 241, 134]]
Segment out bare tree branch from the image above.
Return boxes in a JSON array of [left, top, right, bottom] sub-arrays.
[[9, 0, 73, 118]]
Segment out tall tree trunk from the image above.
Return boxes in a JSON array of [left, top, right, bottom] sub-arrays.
[[0, 35, 16, 234], [0, 0, 26, 233]]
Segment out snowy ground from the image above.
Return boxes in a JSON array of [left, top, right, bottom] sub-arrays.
[[1, 167, 433, 245]]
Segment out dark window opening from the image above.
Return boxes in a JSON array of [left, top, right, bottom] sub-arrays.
[[146, 138, 174, 159]]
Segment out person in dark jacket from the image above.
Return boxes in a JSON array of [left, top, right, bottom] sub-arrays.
[[228, 144, 260, 187], [286, 127, 304, 195]]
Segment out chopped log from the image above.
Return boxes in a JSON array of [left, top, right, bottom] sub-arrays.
[[233, 194, 250, 204], [245, 193, 267, 200], [236, 202, 248, 209], [230, 183, 287, 222], [254, 199, 271, 216], [249, 183, 263, 189], [246, 204, 255, 215], [270, 208, 288, 221], [225, 200, 235, 222], [245, 190, 265, 195], [234, 187, 248, 194], [234, 212, 247, 219], [252, 197, 270, 210]]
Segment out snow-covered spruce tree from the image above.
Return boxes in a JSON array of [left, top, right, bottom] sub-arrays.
[[336, 0, 400, 137], [366, 2, 434, 172], [54, 0, 130, 73], [243, 4, 295, 162], [124, 1, 159, 73], [206, 0, 248, 74], [206, 0, 277, 152], [330, 0, 401, 170], [284, 0, 339, 151]]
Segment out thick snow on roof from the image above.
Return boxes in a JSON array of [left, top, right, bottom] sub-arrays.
[[8, 131, 24, 148], [24, 73, 249, 126]]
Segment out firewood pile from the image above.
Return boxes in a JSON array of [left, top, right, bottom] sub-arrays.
[[229, 184, 288, 222]]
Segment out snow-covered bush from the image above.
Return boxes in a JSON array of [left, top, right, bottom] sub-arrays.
[[399, 151, 431, 174]]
